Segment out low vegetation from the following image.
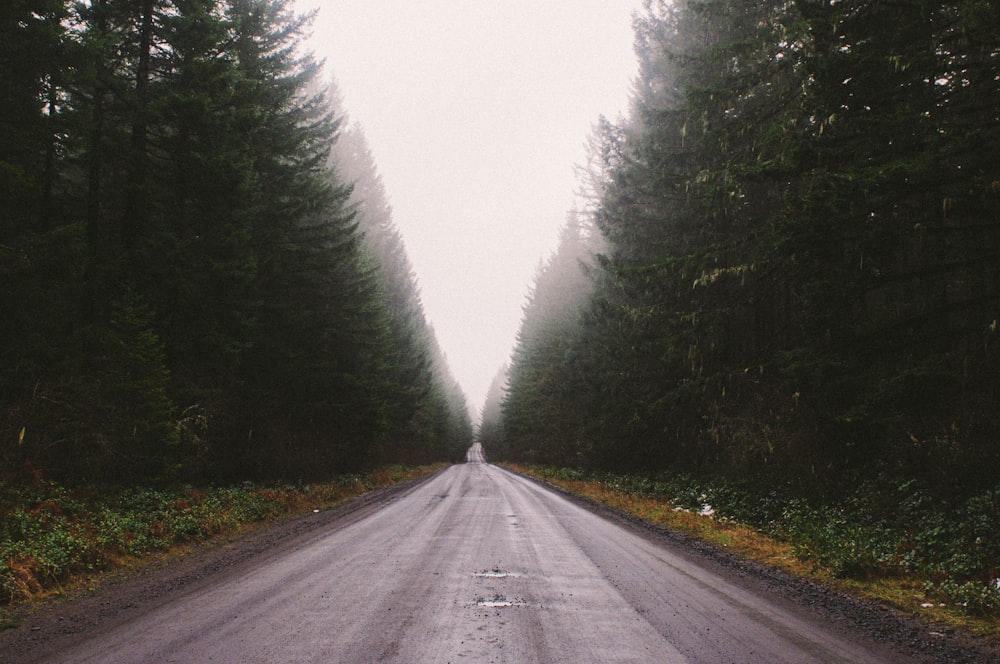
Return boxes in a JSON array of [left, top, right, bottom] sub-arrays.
[[510, 464, 1000, 639], [0, 466, 441, 609]]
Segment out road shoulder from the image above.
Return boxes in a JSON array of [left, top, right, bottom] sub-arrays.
[[501, 464, 1000, 664], [0, 469, 445, 663]]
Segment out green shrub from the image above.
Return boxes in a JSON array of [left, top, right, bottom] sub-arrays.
[[935, 580, 1000, 616], [1, 470, 429, 604], [545, 467, 998, 614]]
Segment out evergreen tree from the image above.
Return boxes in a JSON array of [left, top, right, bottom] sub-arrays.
[[478, 364, 508, 460], [328, 106, 474, 465], [502, 213, 599, 465], [499, 0, 1000, 492], [1, 0, 474, 483], [0, 0, 69, 237]]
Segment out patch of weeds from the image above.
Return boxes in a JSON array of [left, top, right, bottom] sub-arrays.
[[508, 464, 1000, 630], [934, 580, 1000, 617], [0, 464, 440, 606]]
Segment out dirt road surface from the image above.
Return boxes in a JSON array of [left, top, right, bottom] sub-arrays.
[[2, 444, 995, 662]]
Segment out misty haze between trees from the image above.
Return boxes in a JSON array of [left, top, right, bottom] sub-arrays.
[[2, 0, 999, 618]]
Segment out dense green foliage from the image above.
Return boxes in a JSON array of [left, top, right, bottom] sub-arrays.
[[485, 0, 999, 600], [528, 466, 1000, 616], [1, 0, 471, 485], [0, 468, 435, 603]]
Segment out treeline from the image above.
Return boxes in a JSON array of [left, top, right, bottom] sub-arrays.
[[1, 0, 471, 484], [483, 0, 1000, 498]]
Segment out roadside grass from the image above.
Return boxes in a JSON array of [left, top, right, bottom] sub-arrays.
[[506, 463, 1000, 642], [0, 464, 443, 622]]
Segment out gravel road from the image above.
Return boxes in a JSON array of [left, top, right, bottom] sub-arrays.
[[1, 444, 996, 662]]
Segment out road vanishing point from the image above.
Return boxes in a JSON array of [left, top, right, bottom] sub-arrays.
[[2, 445, 946, 662]]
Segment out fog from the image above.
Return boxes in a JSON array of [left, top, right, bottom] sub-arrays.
[[296, 0, 643, 416]]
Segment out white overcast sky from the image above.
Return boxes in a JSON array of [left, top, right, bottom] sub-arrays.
[[295, 1, 643, 417]]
